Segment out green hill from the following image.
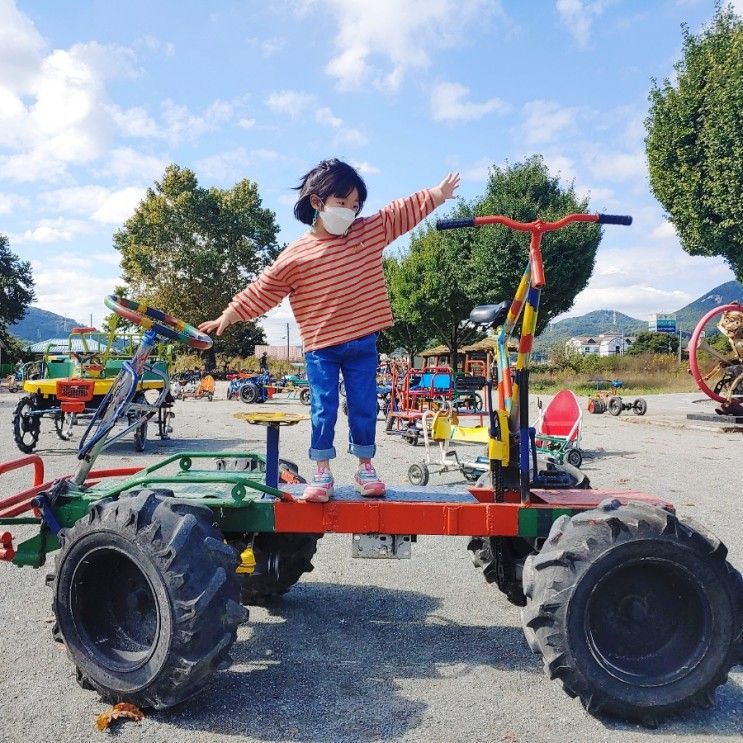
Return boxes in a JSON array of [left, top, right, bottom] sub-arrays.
[[9, 307, 83, 343], [535, 310, 646, 350], [673, 280, 743, 331]]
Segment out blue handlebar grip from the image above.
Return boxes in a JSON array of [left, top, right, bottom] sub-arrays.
[[597, 213, 632, 226], [435, 218, 475, 230]]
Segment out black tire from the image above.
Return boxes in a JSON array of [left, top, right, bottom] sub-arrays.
[[407, 463, 429, 486], [54, 412, 74, 441], [231, 533, 321, 605], [341, 399, 349, 416], [588, 398, 606, 414], [299, 388, 310, 405], [608, 396, 623, 416], [130, 392, 148, 452], [385, 414, 395, 432], [566, 448, 583, 468], [633, 398, 647, 416], [207, 392, 214, 402], [240, 383, 259, 404], [338, 379, 346, 398], [50, 489, 246, 709], [467, 536, 535, 606], [12, 395, 41, 453], [521, 499, 743, 724]]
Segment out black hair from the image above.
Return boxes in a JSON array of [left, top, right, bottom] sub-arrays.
[[293, 158, 367, 225]]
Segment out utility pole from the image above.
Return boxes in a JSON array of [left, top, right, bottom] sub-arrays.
[[286, 323, 290, 360]]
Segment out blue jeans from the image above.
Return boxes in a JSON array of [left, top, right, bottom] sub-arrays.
[[304, 332, 379, 461]]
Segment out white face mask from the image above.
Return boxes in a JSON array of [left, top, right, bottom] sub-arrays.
[[319, 205, 356, 235]]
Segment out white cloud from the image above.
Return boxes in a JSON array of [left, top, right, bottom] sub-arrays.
[[0, 191, 29, 214], [18, 217, 90, 243], [320, 0, 503, 92], [461, 158, 493, 183], [97, 148, 169, 182], [91, 187, 145, 224], [135, 35, 175, 57], [160, 98, 233, 144], [238, 117, 256, 129], [350, 160, 381, 176], [586, 150, 647, 182], [650, 220, 676, 240], [430, 82, 506, 123], [266, 90, 313, 117], [37, 184, 145, 224], [0, 0, 45, 92], [314, 106, 368, 147], [521, 100, 579, 145], [194, 147, 281, 182], [555, 0, 612, 48]]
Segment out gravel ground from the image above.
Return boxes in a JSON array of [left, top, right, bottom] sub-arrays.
[[0, 383, 741, 742]]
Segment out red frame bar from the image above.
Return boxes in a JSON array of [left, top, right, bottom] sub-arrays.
[[0, 454, 45, 488]]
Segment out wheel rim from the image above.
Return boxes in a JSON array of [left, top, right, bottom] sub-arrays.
[[70, 546, 160, 673], [585, 558, 710, 687], [16, 401, 40, 447], [689, 303, 743, 406]]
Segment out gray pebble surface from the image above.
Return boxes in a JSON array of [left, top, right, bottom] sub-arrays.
[[0, 384, 740, 742]]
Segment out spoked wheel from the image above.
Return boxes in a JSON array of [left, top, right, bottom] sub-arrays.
[[128, 392, 151, 452], [299, 388, 310, 405], [12, 395, 41, 453], [633, 398, 647, 416], [50, 490, 246, 709], [689, 303, 743, 411], [228, 533, 321, 605], [54, 412, 75, 441], [522, 499, 743, 724]]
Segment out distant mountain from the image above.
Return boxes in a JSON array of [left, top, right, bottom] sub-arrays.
[[673, 280, 743, 331], [534, 280, 743, 349], [9, 307, 83, 343], [535, 310, 646, 350]]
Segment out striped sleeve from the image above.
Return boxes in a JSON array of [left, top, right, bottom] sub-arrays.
[[228, 258, 293, 321], [378, 189, 436, 246]]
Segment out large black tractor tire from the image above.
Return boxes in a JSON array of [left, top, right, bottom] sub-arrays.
[[50, 489, 246, 709], [521, 499, 743, 724], [467, 536, 535, 606], [12, 395, 41, 453], [231, 533, 321, 605]]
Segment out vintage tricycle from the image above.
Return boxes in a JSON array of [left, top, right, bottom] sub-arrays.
[[0, 214, 741, 726]]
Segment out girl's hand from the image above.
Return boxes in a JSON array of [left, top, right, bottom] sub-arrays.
[[198, 306, 239, 336], [432, 172, 460, 205]]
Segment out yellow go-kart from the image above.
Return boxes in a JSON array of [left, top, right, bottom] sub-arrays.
[[12, 320, 174, 454]]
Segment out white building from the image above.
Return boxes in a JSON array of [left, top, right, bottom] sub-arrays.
[[565, 334, 632, 356]]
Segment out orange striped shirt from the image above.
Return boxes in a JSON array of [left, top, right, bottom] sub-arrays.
[[230, 189, 436, 352]]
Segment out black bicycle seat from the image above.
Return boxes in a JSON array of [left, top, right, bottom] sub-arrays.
[[469, 302, 509, 327]]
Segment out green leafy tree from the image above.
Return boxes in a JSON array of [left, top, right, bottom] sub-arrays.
[[628, 331, 679, 355], [388, 157, 601, 368], [0, 234, 35, 332], [465, 157, 601, 333], [390, 227, 482, 371], [114, 164, 280, 359], [645, 5, 743, 277], [383, 256, 439, 364]]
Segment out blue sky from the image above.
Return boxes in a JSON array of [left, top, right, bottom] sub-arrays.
[[1, 0, 739, 343]]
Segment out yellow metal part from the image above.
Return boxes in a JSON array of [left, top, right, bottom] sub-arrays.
[[23, 378, 164, 397], [487, 409, 511, 466], [233, 411, 309, 426], [236, 546, 256, 574], [450, 424, 490, 443], [431, 410, 451, 441]]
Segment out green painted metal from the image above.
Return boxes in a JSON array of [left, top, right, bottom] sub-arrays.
[[12, 531, 59, 568], [518, 507, 576, 537], [0, 517, 40, 525]]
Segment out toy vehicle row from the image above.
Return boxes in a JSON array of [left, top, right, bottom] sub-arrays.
[[172, 370, 216, 401], [1, 210, 741, 728], [229, 371, 311, 405]]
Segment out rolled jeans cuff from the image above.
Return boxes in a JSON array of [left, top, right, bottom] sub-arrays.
[[348, 442, 376, 458], [309, 446, 336, 461]]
